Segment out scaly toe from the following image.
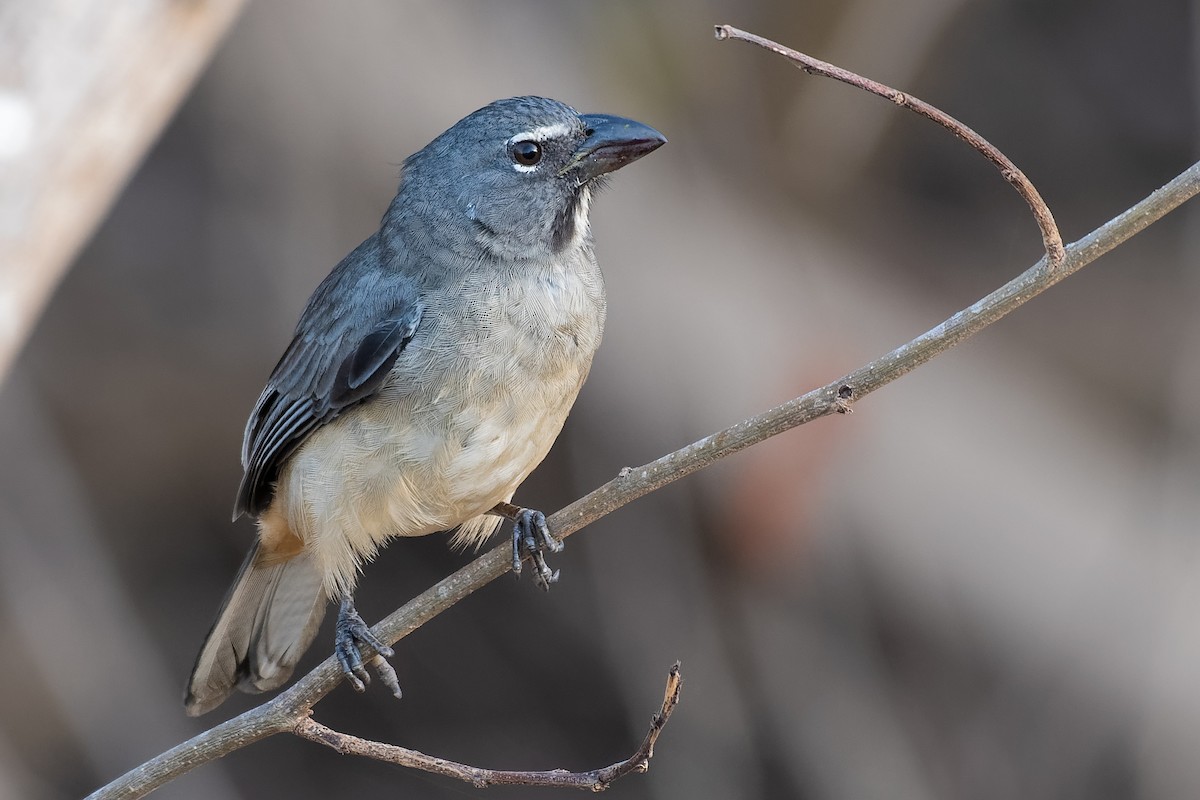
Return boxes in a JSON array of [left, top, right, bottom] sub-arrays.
[[335, 598, 400, 696], [510, 508, 563, 587], [369, 654, 403, 700]]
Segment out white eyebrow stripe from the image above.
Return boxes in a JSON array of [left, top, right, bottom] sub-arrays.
[[507, 121, 574, 144]]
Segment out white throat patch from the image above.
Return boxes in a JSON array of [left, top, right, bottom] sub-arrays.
[[568, 184, 593, 249]]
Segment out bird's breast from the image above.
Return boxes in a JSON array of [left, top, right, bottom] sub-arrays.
[[272, 255, 606, 594], [294, 257, 605, 532]]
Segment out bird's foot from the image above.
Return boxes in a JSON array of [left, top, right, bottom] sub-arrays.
[[502, 505, 562, 591], [335, 595, 402, 699]]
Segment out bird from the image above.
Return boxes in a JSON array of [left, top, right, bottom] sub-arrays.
[[184, 96, 666, 716]]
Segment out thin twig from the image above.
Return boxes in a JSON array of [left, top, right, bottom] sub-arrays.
[[294, 663, 682, 790], [714, 23, 1066, 268], [86, 33, 1200, 800]]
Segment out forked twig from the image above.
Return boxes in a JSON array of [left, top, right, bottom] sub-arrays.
[[714, 23, 1066, 268], [294, 663, 682, 791]]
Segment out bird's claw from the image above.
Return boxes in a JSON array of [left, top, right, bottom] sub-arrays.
[[509, 508, 562, 591], [335, 597, 401, 699]]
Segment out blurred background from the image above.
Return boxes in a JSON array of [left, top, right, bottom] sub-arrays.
[[2, 0, 1198, 798]]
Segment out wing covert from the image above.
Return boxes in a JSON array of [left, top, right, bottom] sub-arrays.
[[233, 297, 424, 519]]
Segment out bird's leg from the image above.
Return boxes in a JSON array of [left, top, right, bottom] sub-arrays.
[[334, 594, 402, 699], [490, 501, 562, 591]]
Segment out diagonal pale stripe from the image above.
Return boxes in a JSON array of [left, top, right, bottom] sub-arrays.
[[0, 0, 246, 381]]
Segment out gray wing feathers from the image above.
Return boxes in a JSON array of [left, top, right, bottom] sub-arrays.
[[184, 544, 327, 716], [233, 236, 425, 519]]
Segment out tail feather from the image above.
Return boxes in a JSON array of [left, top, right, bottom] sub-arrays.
[[185, 542, 326, 716]]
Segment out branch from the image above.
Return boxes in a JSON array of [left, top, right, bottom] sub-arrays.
[[86, 27, 1200, 800], [293, 663, 682, 790], [714, 23, 1067, 268]]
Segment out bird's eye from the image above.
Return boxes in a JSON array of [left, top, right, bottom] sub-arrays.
[[511, 140, 542, 167]]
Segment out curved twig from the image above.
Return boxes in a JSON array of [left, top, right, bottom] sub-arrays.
[[714, 23, 1066, 268], [293, 663, 681, 791]]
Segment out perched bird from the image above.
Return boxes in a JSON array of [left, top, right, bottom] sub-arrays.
[[184, 96, 665, 716]]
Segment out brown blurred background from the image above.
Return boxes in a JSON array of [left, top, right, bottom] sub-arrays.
[[2, 1, 1198, 798]]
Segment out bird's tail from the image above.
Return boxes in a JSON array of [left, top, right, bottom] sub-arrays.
[[184, 542, 327, 716]]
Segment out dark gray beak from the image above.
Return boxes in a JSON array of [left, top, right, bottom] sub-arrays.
[[563, 114, 667, 181]]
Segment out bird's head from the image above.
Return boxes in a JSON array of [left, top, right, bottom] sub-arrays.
[[393, 96, 666, 260]]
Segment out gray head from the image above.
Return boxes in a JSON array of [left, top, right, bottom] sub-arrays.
[[388, 96, 666, 260]]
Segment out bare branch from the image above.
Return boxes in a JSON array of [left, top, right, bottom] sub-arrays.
[[293, 663, 682, 790], [714, 23, 1067, 268], [86, 27, 1200, 800]]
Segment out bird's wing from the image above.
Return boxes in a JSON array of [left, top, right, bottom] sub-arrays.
[[234, 271, 425, 519]]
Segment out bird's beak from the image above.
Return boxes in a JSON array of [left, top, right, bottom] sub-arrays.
[[562, 114, 667, 181]]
